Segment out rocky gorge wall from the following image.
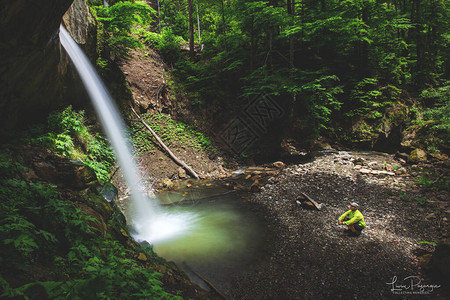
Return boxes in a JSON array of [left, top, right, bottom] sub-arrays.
[[0, 0, 96, 139]]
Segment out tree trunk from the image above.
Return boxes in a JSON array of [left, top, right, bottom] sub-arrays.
[[188, 0, 195, 60], [221, 0, 226, 34], [250, 16, 255, 72], [411, 0, 424, 84], [289, 0, 295, 68], [196, 4, 201, 44], [130, 106, 200, 179], [361, 1, 369, 75]]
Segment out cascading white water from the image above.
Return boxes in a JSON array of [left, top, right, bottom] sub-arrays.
[[59, 25, 196, 242], [58, 30, 267, 286]]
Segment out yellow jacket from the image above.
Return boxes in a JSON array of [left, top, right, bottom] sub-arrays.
[[339, 209, 366, 228]]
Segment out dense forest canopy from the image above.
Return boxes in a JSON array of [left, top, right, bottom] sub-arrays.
[[124, 0, 448, 154]]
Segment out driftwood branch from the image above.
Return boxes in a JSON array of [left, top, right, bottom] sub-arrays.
[[299, 192, 323, 210], [296, 193, 324, 210], [130, 106, 200, 179]]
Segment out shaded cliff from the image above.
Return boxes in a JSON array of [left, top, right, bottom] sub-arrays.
[[0, 0, 97, 139]]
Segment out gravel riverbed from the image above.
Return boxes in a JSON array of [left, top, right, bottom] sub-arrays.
[[224, 151, 448, 299]]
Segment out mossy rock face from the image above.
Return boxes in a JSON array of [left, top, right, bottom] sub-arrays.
[[347, 120, 379, 146], [0, 0, 98, 140], [408, 148, 427, 163], [402, 120, 448, 154]]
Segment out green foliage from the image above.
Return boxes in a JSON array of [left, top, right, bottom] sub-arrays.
[[418, 240, 437, 246], [151, 0, 449, 150], [130, 112, 216, 154], [156, 28, 185, 64], [294, 75, 343, 135], [420, 82, 450, 151], [24, 106, 115, 184], [345, 78, 403, 121], [91, 1, 156, 62], [415, 169, 449, 191], [136, 26, 186, 64], [85, 134, 116, 183], [0, 150, 179, 299]]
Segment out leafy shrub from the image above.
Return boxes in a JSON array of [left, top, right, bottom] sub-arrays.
[[24, 106, 115, 184], [0, 150, 179, 299], [421, 82, 450, 151], [141, 31, 162, 48], [157, 28, 184, 64], [91, 1, 156, 61], [416, 170, 449, 191]]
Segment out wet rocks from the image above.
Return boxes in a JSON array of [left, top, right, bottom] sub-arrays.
[[273, 161, 286, 169], [178, 167, 187, 179], [162, 178, 174, 188]]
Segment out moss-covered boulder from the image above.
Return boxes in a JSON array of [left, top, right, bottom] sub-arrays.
[[408, 148, 427, 163]]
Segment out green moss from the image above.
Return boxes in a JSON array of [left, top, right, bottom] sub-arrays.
[[23, 106, 115, 184], [130, 112, 216, 154]]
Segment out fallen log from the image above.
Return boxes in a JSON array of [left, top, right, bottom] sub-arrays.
[[296, 192, 323, 210], [130, 106, 200, 179]]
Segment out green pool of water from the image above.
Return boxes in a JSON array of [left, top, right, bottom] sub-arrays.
[[130, 181, 266, 285]]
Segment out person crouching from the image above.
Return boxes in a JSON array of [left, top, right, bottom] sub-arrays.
[[338, 202, 366, 236]]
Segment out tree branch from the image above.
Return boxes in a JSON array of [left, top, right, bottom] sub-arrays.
[[130, 106, 200, 179]]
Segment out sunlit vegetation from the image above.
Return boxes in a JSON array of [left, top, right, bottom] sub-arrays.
[[23, 106, 115, 184], [133, 0, 449, 151], [130, 112, 216, 154]]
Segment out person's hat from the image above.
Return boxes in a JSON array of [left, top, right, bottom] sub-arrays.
[[350, 202, 359, 207]]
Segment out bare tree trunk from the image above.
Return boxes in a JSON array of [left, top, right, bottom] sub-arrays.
[[288, 0, 296, 121], [196, 4, 201, 44], [221, 0, 226, 33], [250, 16, 255, 72], [131, 106, 200, 179], [188, 0, 195, 59]]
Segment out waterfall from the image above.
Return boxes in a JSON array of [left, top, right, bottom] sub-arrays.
[[59, 25, 154, 226], [59, 25, 195, 244]]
